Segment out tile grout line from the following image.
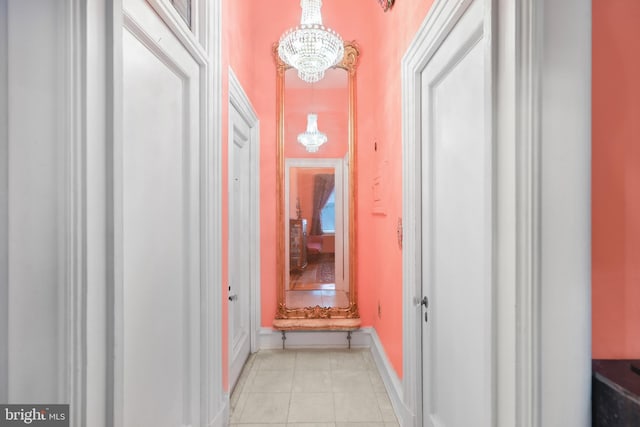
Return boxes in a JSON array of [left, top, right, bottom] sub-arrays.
[[286, 350, 297, 423], [231, 348, 398, 426]]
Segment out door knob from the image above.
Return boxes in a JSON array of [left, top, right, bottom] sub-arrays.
[[228, 294, 238, 302], [422, 296, 429, 323]]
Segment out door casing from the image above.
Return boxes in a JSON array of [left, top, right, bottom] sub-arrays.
[[418, 0, 494, 425], [402, 0, 592, 426], [107, 0, 226, 425], [227, 67, 261, 379]]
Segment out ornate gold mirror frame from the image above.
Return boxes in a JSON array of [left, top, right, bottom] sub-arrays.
[[273, 42, 360, 330]]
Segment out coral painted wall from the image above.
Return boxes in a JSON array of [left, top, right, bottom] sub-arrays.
[[361, 0, 434, 378], [592, 0, 640, 358], [222, 0, 435, 382]]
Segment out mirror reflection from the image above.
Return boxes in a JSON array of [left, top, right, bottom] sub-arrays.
[[284, 67, 348, 158], [274, 41, 359, 327], [285, 161, 348, 309]]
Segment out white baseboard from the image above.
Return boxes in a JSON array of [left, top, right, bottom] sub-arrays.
[[208, 393, 229, 427], [368, 328, 410, 427], [258, 327, 372, 349], [257, 327, 405, 424]]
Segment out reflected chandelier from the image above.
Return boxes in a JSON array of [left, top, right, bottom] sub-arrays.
[[278, 0, 344, 83], [298, 114, 327, 153]]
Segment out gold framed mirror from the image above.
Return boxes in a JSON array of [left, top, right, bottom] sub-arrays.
[[273, 41, 360, 330]]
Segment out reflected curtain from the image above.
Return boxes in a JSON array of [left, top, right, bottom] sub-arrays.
[[310, 174, 335, 235]]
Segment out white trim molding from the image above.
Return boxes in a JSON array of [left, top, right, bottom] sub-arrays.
[[512, 1, 592, 426], [368, 329, 405, 426], [402, 1, 591, 426], [207, 394, 229, 427], [258, 327, 371, 350], [536, 0, 591, 425], [514, 1, 541, 426], [401, 1, 477, 426], [105, 0, 224, 425], [64, 0, 88, 425], [148, 0, 208, 65], [2, 0, 88, 421], [203, 0, 225, 425]]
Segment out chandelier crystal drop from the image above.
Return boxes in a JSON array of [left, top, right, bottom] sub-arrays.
[[298, 114, 328, 153], [278, 0, 344, 83]]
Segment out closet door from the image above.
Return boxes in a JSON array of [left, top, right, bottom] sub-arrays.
[[420, 1, 494, 426], [228, 100, 253, 391], [289, 219, 308, 271], [116, 1, 202, 425]]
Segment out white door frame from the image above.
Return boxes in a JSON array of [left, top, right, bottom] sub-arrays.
[[1, 0, 224, 425], [402, 1, 591, 426], [402, 0, 496, 425], [228, 68, 261, 354], [419, 0, 494, 425], [1, 0, 87, 422], [402, 2, 490, 425]]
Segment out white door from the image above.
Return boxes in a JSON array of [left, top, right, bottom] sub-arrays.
[[118, 1, 202, 426], [420, 1, 493, 426], [228, 102, 253, 391]]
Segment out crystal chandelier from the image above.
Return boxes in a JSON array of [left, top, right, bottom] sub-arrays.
[[278, 0, 344, 83], [298, 114, 328, 153]]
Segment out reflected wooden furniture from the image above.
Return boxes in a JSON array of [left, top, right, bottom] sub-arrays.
[[289, 219, 307, 271]]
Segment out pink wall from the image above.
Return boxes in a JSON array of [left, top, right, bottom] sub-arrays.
[[222, 0, 640, 389], [361, 0, 434, 378], [592, 0, 640, 359], [223, 0, 435, 382]]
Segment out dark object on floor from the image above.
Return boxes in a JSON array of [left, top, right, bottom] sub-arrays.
[[592, 360, 640, 427]]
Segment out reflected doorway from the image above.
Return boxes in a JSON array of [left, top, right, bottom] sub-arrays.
[[285, 158, 347, 309]]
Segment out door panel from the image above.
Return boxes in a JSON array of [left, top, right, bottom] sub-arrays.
[[120, 4, 200, 426], [228, 104, 252, 391], [421, 1, 492, 426]]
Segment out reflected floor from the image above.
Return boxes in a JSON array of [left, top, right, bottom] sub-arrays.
[[291, 282, 335, 291], [286, 290, 349, 308], [290, 254, 335, 290], [230, 348, 400, 426]]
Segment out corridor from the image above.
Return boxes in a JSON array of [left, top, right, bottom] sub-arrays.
[[230, 349, 400, 426], [0, 0, 595, 425]]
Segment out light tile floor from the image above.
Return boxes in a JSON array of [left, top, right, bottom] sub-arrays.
[[230, 348, 400, 427]]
